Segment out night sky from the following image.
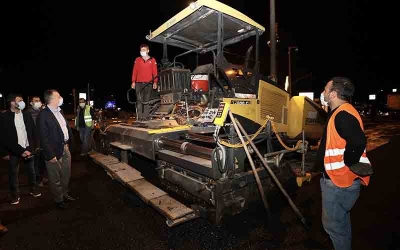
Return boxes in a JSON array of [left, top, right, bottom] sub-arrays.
[[0, 0, 396, 111]]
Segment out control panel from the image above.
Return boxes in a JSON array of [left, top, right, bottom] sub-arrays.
[[213, 102, 230, 126]]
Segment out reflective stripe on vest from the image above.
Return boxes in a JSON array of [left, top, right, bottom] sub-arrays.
[[324, 149, 370, 170], [324, 103, 370, 187], [84, 105, 93, 127]]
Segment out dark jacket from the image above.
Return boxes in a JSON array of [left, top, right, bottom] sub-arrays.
[[1, 109, 36, 156], [28, 107, 41, 125], [37, 106, 73, 161], [27, 107, 42, 148], [0, 112, 8, 158]]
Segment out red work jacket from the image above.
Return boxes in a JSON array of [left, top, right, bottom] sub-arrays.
[[131, 57, 158, 84]]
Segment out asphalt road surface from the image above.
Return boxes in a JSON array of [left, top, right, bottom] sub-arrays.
[[1, 119, 399, 250]]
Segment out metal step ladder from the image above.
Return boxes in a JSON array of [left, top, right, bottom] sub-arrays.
[[88, 151, 198, 227]]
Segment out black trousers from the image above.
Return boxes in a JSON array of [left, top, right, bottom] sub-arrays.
[[34, 149, 46, 182], [8, 154, 36, 197], [135, 82, 152, 120]]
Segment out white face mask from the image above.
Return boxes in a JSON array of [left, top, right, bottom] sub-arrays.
[[17, 101, 26, 110], [320, 92, 329, 106], [140, 51, 148, 57], [58, 97, 64, 107], [79, 103, 85, 108], [32, 102, 42, 110]]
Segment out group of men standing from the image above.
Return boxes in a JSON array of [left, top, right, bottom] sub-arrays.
[[0, 90, 92, 209], [0, 89, 95, 235]]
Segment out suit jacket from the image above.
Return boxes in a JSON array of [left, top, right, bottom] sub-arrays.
[[1, 109, 36, 157], [37, 106, 73, 161]]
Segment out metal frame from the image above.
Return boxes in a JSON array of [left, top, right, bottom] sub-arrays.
[[164, 9, 215, 40], [146, 0, 265, 73], [157, 9, 262, 85]]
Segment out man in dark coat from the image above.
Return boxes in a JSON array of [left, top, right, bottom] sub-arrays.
[[1, 93, 41, 205]]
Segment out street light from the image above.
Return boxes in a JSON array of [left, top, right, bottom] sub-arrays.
[[288, 46, 298, 96]]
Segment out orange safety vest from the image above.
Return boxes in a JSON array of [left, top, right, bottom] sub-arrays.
[[324, 103, 371, 187]]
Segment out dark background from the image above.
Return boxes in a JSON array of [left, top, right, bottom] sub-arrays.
[[0, 0, 397, 113]]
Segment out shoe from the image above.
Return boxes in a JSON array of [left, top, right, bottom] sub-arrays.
[[0, 224, 8, 236], [55, 201, 67, 209], [10, 196, 20, 205], [63, 194, 77, 202], [30, 190, 42, 197]]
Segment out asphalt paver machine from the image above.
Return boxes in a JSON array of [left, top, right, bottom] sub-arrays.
[[92, 0, 327, 226]]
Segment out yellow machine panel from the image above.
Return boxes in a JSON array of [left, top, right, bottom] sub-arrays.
[[257, 80, 289, 133], [221, 98, 257, 123], [287, 96, 326, 140], [223, 80, 289, 133]]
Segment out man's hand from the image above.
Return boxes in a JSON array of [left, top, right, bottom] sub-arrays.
[[2, 155, 10, 161], [22, 151, 31, 158], [131, 82, 136, 89], [153, 83, 157, 90], [49, 157, 57, 163]]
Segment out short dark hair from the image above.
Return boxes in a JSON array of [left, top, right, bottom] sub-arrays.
[[6, 93, 22, 106], [329, 77, 354, 101], [140, 44, 149, 49], [44, 89, 58, 104], [79, 98, 86, 102], [31, 96, 41, 100]]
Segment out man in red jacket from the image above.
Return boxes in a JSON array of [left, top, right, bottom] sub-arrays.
[[131, 44, 158, 121]]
